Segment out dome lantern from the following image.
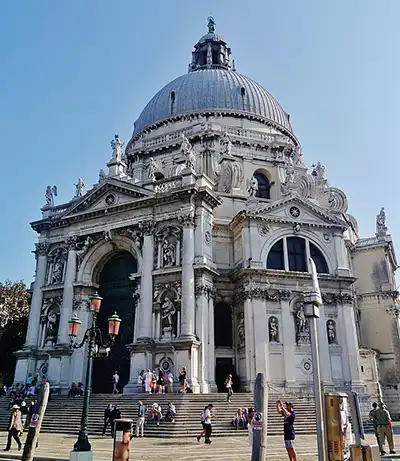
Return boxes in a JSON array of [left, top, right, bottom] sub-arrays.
[[188, 17, 233, 73]]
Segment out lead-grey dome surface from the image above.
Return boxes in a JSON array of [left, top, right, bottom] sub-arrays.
[[133, 69, 292, 135]]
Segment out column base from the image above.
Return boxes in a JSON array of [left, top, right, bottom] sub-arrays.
[[135, 337, 153, 343], [178, 333, 197, 341], [335, 267, 351, 277]]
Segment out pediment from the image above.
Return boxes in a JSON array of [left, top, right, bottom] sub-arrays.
[[63, 179, 153, 217], [248, 195, 347, 228]]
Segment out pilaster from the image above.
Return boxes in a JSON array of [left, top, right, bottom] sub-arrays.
[[280, 299, 296, 385], [317, 304, 334, 387]]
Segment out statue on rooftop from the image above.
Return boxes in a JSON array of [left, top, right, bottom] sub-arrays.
[[74, 178, 85, 198], [376, 207, 387, 237], [44, 185, 57, 207], [207, 16, 216, 34], [110, 134, 124, 162], [98, 169, 106, 183]]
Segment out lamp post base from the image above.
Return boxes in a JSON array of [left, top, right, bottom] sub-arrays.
[[69, 450, 93, 461], [73, 432, 91, 452]]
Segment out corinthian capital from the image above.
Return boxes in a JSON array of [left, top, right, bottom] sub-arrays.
[[139, 220, 155, 236], [179, 212, 196, 228], [65, 236, 78, 250], [34, 241, 50, 257]]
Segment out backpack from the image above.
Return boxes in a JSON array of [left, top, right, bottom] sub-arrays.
[[200, 409, 207, 422]]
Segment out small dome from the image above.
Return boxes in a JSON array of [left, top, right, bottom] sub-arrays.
[[133, 69, 292, 135]]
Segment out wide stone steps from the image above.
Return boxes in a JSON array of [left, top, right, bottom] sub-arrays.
[[0, 394, 317, 438]]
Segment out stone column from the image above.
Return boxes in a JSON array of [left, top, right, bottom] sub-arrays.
[[208, 294, 216, 391], [338, 295, 364, 388], [195, 283, 212, 392], [244, 298, 256, 389], [333, 233, 351, 276], [57, 237, 77, 346], [137, 221, 154, 341], [179, 213, 196, 339], [280, 299, 296, 386], [318, 304, 334, 387], [25, 241, 49, 348]]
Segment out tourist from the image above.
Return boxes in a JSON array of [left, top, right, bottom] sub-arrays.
[[178, 367, 187, 393], [151, 371, 157, 393], [102, 404, 113, 436], [137, 371, 144, 393], [225, 374, 233, 402], [248, 407, 255, 449], [26, 374, 33, 386], [112, 371, 119, 394], [369, 402, 379, 447], [157, 368, 165, 394], [150, 403, 162, 426], [165, 402, 176, 423], [110, 405, 121, 436], [276, 400, 296, 461], [375, 402, 395, 455], [231, 408, 246, 429], [26, 400, 37, 427], [166, 370, 174, 393], [20, 401, 28, 427], [4, 405, 22, 452], [197, 403, 214, 444], [144, 369, 152, 394], [135, 401, 146, 437]]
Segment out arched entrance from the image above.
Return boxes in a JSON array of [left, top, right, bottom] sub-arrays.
[[214, 302, 239, 392], [92, 251, 138, 393]]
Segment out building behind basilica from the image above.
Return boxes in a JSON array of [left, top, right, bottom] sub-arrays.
[[15, 19, 400, 415]]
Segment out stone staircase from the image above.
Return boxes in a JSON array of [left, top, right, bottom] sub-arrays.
[[0, 393, 317, 438]]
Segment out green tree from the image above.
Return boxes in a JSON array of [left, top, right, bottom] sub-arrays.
[[0, 280, 30, 385]]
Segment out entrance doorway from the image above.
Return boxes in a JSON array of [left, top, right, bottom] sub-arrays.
[[92, 251, 137, 393], [215, 358, 239, 392]]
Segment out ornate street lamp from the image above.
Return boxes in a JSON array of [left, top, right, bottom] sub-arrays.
[[68, 293, 121, 455]]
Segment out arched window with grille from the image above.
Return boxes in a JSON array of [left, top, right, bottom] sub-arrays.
[[253, 172, 270, 199]]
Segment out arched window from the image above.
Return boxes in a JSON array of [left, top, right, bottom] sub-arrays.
[[267, 239, 284, 270], [287, 237, 307, 272], [266, 237, 329, 274], [254, 172, 270, 199], [310, 243, 329, 274]]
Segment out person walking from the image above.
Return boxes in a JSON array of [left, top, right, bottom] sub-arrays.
[[369, 402, 379, 447], [178, 367, 187, 393], [20, 401, 28, 427], [135, 401, 146, 438], [4, 405, 22, 451], [276, 400, 297, 461], [166, 371, 174, 394], [144, 369, 152, 394], [375, 402, 395, 455], [112, 371, 119, 394], [102, 404, 113, 436], [197, 403, 214, 444], [225, 374, 233, 403], [157, 368, 165, 394]]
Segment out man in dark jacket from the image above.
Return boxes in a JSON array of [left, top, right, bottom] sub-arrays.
[[110, 405, 121, 436], [102, 404, 113, 437]]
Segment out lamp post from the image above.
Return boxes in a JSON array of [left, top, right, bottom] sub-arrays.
[[303, 258, 327, 461], [68, 293, 121, 457]]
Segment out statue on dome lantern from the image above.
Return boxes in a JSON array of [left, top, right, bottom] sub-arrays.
[[207, 16, 216, 34], [376, 207, 387, 237], [110, 134, 124, 162], [44, 185, 58, 208]]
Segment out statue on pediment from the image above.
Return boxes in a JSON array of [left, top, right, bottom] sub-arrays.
[[44, 185, 57, 207], [110, 134, 124, 162], [74, 178, 85, 198], [311, 162, 325, 180], [98, 169, 106, 183]]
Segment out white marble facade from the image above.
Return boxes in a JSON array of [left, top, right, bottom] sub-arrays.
[[15, 21, 396, 403]]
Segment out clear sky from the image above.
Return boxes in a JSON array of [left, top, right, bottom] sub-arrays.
[[1, 0, 399, 283]]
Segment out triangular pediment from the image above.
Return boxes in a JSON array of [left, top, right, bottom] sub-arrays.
[[62, 178, 153, 217], [248, 195, 347, 228]]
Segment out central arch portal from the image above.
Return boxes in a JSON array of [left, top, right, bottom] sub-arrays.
[[92, 251, 138, 393]]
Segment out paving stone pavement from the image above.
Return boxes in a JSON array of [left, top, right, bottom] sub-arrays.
[[0, 431, 395, 460]]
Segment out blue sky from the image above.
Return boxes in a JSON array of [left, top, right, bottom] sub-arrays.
[[1, 0, 399, 283]]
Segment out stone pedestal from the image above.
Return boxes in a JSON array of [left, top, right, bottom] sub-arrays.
[[69, 451, 93, 461]]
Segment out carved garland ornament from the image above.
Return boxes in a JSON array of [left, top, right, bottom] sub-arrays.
[[153, 281, 182, 301], [235, 284, 291, 302], [322, 292, 353, 305], [34, 241, 50, 257], [195, 283, 217, 299], [179, 212, 196, 228]]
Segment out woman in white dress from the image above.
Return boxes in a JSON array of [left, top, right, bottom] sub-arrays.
[[145, 369, 152, 394]]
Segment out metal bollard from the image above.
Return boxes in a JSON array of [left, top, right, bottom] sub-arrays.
[[113, 419, 133, 461]]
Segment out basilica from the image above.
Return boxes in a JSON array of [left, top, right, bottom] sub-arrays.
[[15, 19, 400, 413]]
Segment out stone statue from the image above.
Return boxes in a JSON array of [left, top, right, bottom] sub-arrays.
[[207, 16, 216, 34], [327, 319, 336, 344], [103, 229, 113, 242], [269, 316, 279, 342], [77, 235, 94, 264], [110, 134, 124, 162], [45, 185, 58, 207], [147, 157, 157, 181], [247, 176, 258, 198], [376, 207, 387, 236], [74, 178, 85, 198], [221, 133, 233, 156], [98, 169, 106, 183], [296, 303, 308, 334], [237, 312, 245, 345], [180, 134, 196, 169], [45, 308, 59, 345], [51, 259, 64, 285], [162, 239, 176, 267], [161, 297, 176, 330], [311, 162, 325, 180]]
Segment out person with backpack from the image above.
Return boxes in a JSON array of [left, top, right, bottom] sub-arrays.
[[135, 401, 146, 437], [197, 403, 214, 444]]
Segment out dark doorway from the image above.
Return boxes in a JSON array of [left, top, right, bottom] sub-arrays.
[[215, 358, 239, 392], [92, 251, 138, 393], [214, 302, 233, 347]]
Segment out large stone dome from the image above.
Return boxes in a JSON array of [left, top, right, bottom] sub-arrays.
[[133, 69, 292, 136]]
